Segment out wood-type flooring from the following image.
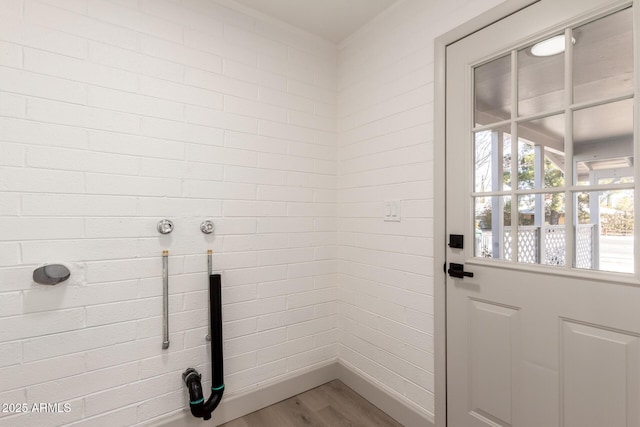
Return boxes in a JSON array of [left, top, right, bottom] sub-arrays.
[[219, 380, 404, 427]]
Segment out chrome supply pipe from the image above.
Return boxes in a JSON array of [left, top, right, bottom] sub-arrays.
[[162, 250, 170, 349], [206, 250, 212, 341]]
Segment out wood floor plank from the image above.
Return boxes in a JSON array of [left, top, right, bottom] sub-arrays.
[[323, 381, 403, 427], [316, 405, 355, 427], [218, 417, 250, 427], [297, 383, 331, 412], [276, 396, 326, 426], [240, 405, 292, 427], [219, 380, 403, 427]]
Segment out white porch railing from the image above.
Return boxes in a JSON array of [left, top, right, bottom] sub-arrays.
[[479, 224, 596, 267]]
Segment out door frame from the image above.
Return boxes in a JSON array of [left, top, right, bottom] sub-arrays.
[[433, 1, 538, 426]]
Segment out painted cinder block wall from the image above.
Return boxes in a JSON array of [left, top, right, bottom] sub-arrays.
[[0, 0, 507, 425], [0, 0, 337, 425], [337, 0, 505, 421]]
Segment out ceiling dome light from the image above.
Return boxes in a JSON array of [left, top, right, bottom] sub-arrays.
[[531, 35, 575, 57]]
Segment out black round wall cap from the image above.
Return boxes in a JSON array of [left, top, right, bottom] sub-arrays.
[[33, 264, 71, 285]]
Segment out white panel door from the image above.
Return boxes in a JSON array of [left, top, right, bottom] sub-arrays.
[[446, 1, 640, 426]]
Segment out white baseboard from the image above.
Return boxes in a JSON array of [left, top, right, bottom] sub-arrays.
[[336, 361, 434, 427], [151, 360, 433, 427], [214, 361, 338, 425]]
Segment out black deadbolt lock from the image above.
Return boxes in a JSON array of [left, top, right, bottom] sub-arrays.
[[448, 234, 464, 249]]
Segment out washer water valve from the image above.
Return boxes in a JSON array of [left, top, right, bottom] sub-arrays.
[[157, 219, 174, 234], [200, 220, 215, 234]]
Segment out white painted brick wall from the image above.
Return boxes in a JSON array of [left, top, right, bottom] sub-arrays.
[[0, 0, 513, 423], [337, 0, 504, 420], [0, 0, 337, 425]]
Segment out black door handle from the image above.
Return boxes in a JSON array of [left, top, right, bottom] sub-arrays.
[[448, 263, 474, 278]]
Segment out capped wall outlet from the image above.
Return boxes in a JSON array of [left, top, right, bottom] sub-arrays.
[[383, 200, 401, 222]]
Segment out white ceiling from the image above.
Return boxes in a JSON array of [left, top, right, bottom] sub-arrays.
[[233, 0, 399, 43]]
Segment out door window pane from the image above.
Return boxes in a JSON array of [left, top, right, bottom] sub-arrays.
[[575, 190, 634, 273], [517, 115, 565, 189], [475, 196, 511, 260], [518, 36, 565, 116], [574, 99, 633, 186], [516, 194, 566, 265], [475, 126, 511, 192], [573, 8, 633, 104], [475, 55, 511, 126]]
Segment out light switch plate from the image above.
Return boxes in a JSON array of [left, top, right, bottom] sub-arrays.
[[383, 200, 401, 222]]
